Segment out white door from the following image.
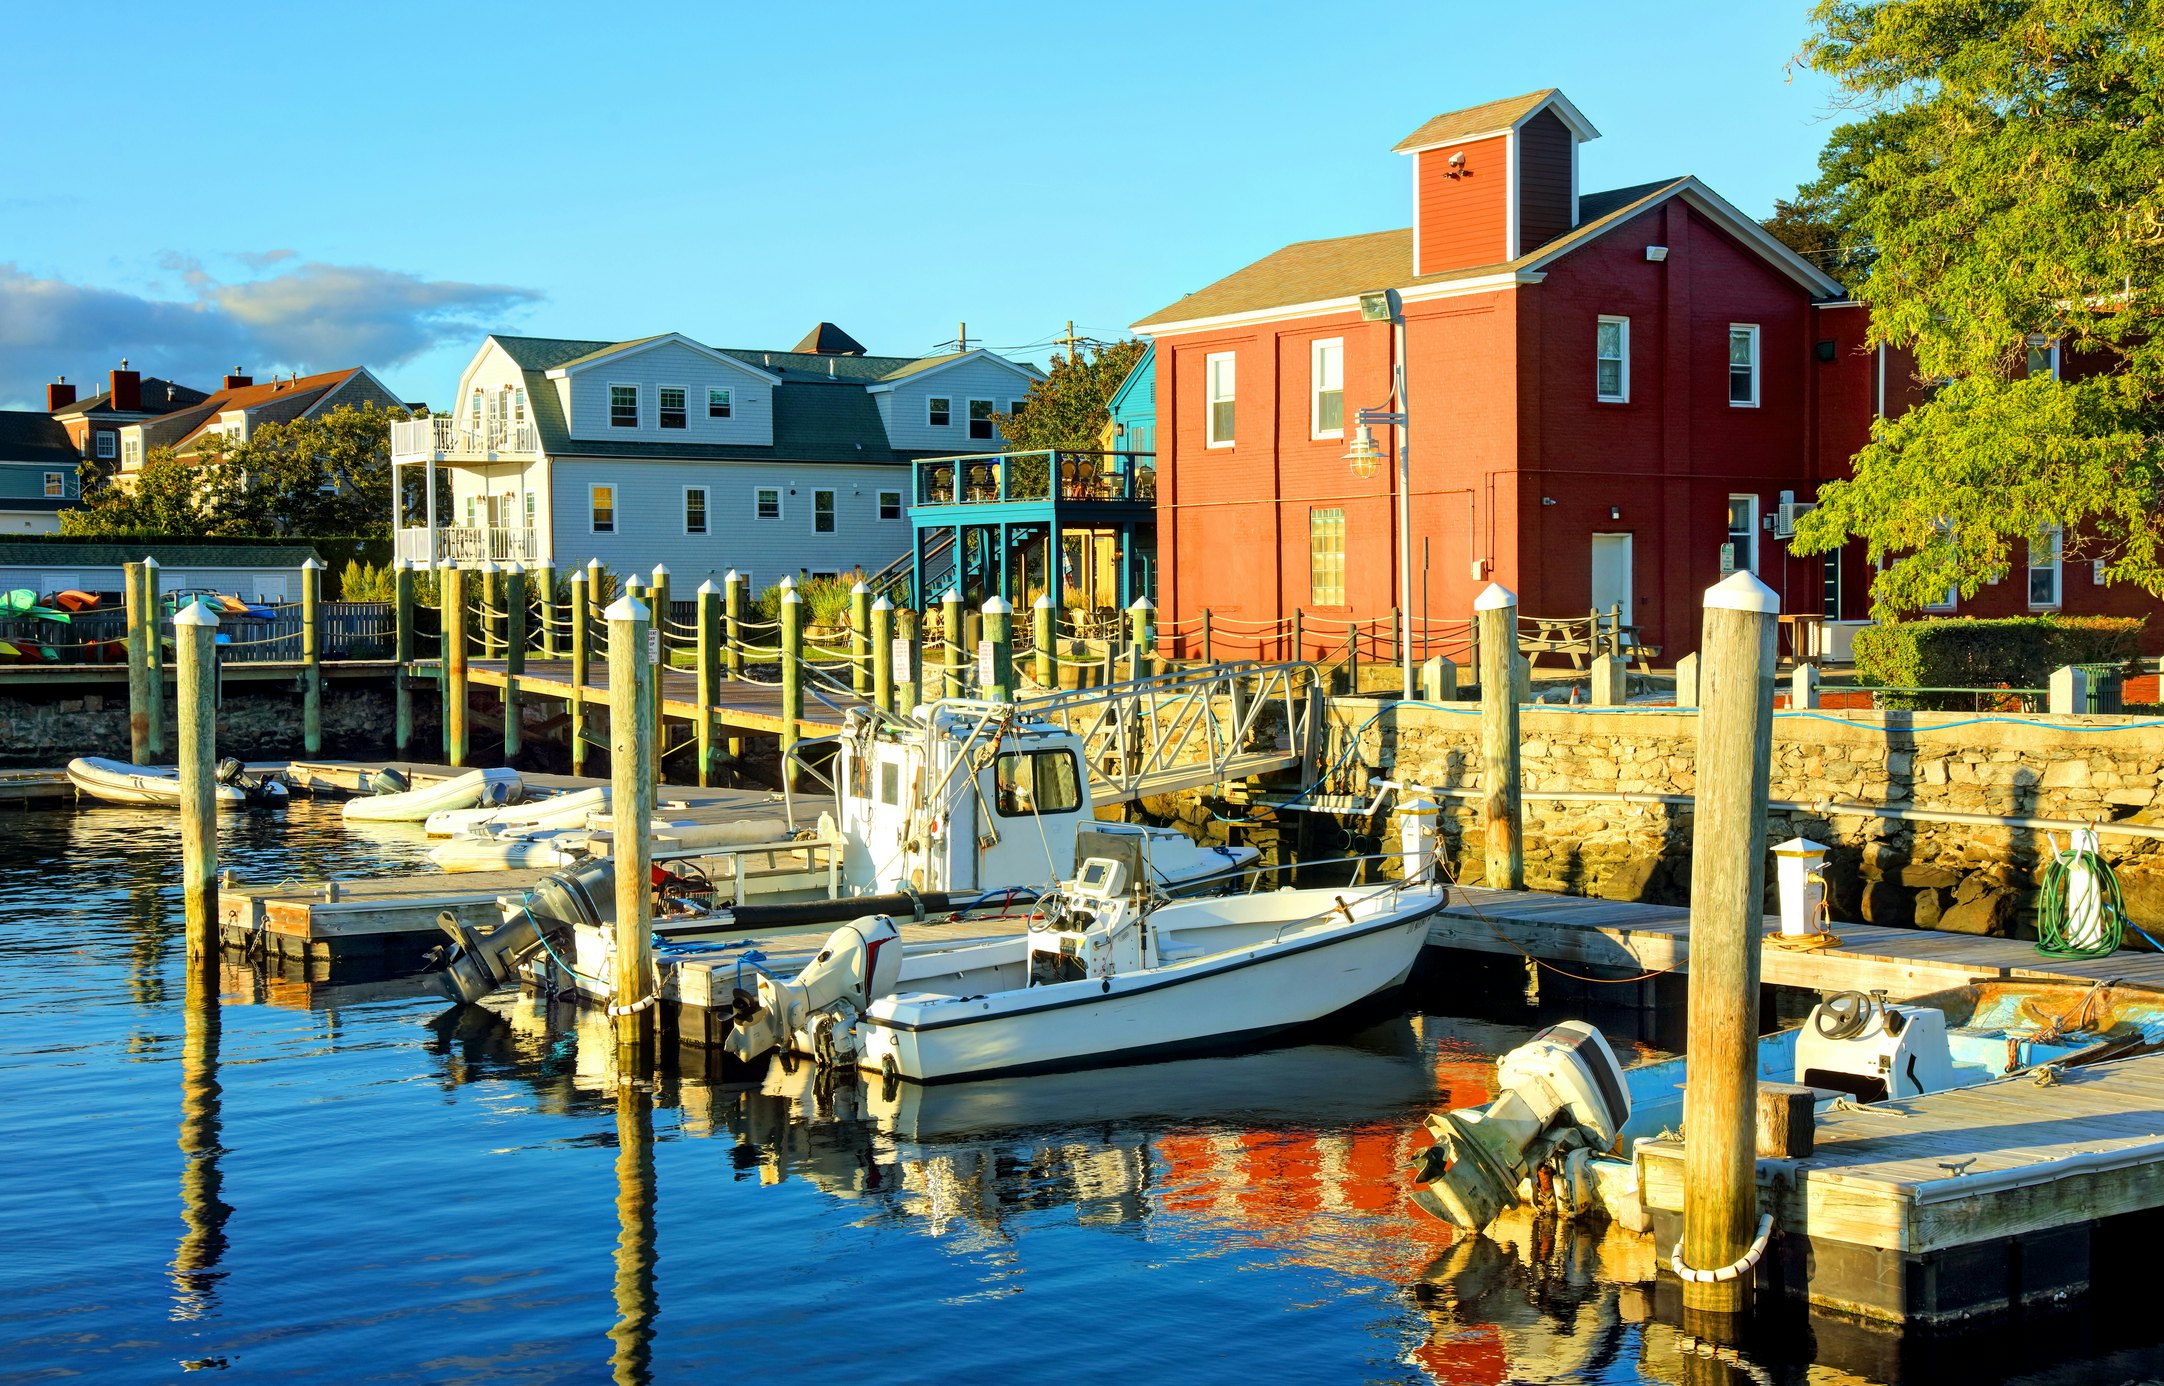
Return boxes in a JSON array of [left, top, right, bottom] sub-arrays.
[[1590, 534, 1632, 616]]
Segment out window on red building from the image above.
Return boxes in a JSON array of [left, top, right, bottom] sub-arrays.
[[1596, 317, 1628, 402], [2029, 527, 2062, 608], [1309, 507, 1345, 606], [1312, 339, 1344, 438], [1206, 353, 1236, 447], [1728, 325, 1761, 407], [1725, 495, 1758, 574]]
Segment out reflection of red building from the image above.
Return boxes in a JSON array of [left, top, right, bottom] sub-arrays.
[[1135, 87, 2161, 660]]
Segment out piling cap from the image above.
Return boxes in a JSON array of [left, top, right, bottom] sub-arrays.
[[982, 596, 1012, 615], [301, 556, 324, 570], [1705, 569, 1779, 614], [587, 556, 603, 571], [1034, 592, 1055, 609], [143, 556, 159, 570], [872, 595, 892, 611], [724, 568, 740, 583], [778, 574, 795, 591], [173, 598, 219, 627], [1773, 836, 1829, 857], [942, 589, 960, 604], [696, 578, 721, 595], [603, 595, 650, 622], [1129, 595, 1153, 612], [851, 580, 870, 595], [505, 559, 524, 574], [781, 587, 801, 605], [478, 558, 498, 574], [1473, 582, 1517, 612], [652, 563, 669, 579]]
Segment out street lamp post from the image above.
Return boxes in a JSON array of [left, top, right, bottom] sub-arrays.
[[1345, 289, 1415, 700]]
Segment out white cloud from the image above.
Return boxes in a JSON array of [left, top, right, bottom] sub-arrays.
[[0, 258, 540, 407]]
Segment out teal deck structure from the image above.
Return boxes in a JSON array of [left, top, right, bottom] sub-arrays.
[[908, 449, 1156, 608]]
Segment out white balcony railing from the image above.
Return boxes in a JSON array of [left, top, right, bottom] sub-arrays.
[[391, 416, 539, 460], [395, 526, 541, 566]]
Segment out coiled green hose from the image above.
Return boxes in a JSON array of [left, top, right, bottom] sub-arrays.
[[2033, 843, 2126, 959]]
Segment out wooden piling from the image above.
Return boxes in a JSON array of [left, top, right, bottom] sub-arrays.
[[443, 564, 469, 767], [393, 560, 415, 755], [537, 561, 558, 659], [124, 560, 151, 763], [723, 569, 745, 682], [850, 581, 872, 697], [174, 599, 219, 962], [477, 559, 500, 659], [779, 579, 803, 774], [983, 597, 1014, 702], [872, 596, 894, 714], [1129, 596, 1153, 680], [1475, 583, 1523, 890], [144, 556, 165, 758], [1290, 606, 1303, 664], [941, 590, 963, 701], [897, 605, 920, 713], [1679, 569, 1780, 1316], [695, 578, 721, 786], [606, 590, 656, 1064], [300, 556, 324, 755], [1033, 592, 1055, 688], [503, 562, 526, 761], [649, 565, 669, 786], [569, 567, 591, 777]]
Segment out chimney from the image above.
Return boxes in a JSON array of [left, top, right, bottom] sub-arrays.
[[109, 363, 141, 413], [46, 377, 76, 411], [223, 367, 253, 391]]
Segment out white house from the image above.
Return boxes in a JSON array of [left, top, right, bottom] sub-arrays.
[[389, 324, 1043, 592]]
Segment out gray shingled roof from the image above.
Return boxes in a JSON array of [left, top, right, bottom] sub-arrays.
[[0, 410, 79, 466], [51, 378, 211, 418]]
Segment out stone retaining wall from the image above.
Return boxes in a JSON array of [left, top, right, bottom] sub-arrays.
[[0, 681, 431, 767], [1322, 701, 2164, 937]]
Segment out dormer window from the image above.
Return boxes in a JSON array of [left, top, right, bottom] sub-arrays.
[[927, 397, 951, 427], [968, 399, 995, 441], [610, 385, 638, 428], [659, 387, 687, 429], [96, 431, 115, 459], [708, 387, 733, 418]]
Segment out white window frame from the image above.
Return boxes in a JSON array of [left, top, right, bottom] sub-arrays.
[[2028, 525, 2063, 609], [1726, 494, 1759, 575], [121, 437, 140, 468], [878, 489, 902, 521], [1009, 399, 1027, 418], [926, 396, 951, 427], [1310, 337, 1344, 440], [513, 388, 526, 424], [966, 399, 995, 441], [1728, 324, 1761, 408], [590, 484, 616, 534], [608, 383, 639, 429], [657, 385, 688, 430], [470, 388, 483, 425], [755, 487, 782, 521], [707, 387, 732, 419], [683, 485, 708, 536], [2026, 336, 2060, 381], [524, 490, 537, 527], [95, 431, 116, 459], [43, 471, 64, 497], [811, 487, 836, 534], [1601, 314, 1627, 400], [1205, 352, 1235, 448], [2094, 558, 2108, 585]]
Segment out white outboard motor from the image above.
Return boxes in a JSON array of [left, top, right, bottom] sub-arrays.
[[724, 915, 904, 1068], [1412, 1021, 1631, 1231]]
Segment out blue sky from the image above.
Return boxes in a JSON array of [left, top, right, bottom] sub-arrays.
[[0, 0, 1844, 410]]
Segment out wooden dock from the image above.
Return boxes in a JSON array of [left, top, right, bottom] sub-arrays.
[[422, 657, 862, 739], [1636, 1055, 2164, 1324]]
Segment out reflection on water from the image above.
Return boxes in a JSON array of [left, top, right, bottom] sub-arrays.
[[9, 803, 2164, 1382]]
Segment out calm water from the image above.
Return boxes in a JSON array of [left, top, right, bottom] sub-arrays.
[[4, 803, 2164, 1384]]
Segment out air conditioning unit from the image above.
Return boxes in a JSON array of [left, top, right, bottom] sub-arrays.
[[1776, 500, 1817, 539]]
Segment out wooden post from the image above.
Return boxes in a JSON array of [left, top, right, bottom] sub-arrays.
[[443, 564, 469, 767], [649, 565, 669, 787], [872, 596, 895, 714], [1675, 651, 1701, 709], [1475, 583, 1523, 890], [606, 589, 656, 1064], [941, 589, 963, 701], [300, 556, 324, 755], [1033, 592, 1055, 688], [174, 599, 219, 963], [394, 560, 415, 755], [983, 597, 1014, 702], [1201, 607, 1214, 664], [695, 578, 721, 785], [124, 560, 151, 763], [537, 561, 558, 659], [897, 606, 921, 713], [477, 559, 499, 659], [1129, 596, 1154, 680], [569, 566, 591, 777], [1680, 569, 1780, 1316], [144, 556, 165, 759], [1291, 607, 1304, 665], [503, 561, 526, 760], [779, 578, 803, 775], [723, 569, 745, 682], [1610, 601, 1625, 657], [1346, 621, 1359, 693], [850, 581, 873, 697]]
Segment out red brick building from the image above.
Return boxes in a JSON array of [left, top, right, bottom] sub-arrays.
[[1133, 89, 2136, 662]]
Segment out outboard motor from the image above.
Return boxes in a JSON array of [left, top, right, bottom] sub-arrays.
[[1411, 1021, 1631, 1231], [371, 767, 410, 796], [725, 915, 904, 1068], [216, 756, 246, 785], [433, 860, 617, 1004]]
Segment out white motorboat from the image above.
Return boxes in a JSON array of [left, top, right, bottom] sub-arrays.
[[342, 766, 522, 823], [67, 755, 288, 808], [724, 846, 1446, 1083], [424, 785, 607, 838]]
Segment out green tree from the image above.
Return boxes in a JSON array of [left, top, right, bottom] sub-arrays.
[[60, 453, 218, 536], [1788, 0, 2164, 615], [991, 339, 1148, 452]]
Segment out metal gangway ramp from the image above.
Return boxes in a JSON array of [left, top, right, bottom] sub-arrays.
[[1017, 660, 1323, 806]]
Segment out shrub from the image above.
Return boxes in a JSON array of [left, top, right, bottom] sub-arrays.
[[337, 559, 397, 602], [755, 574, 859, 628], [1853, 615, 2145, 707]]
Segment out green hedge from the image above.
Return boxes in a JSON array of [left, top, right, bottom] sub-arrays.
[[1853, 616, 2146, 707]]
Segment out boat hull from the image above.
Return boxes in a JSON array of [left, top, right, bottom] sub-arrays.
[[65, 756, 281, 808], [860, 888, 1441, 1082]]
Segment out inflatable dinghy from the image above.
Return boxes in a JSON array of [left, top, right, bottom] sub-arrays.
[[425, 786, 608, 838], [67, 756, 289, 808], [342, 766, 522, 823]]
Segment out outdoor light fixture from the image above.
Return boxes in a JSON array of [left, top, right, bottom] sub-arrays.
[[1344, 424, 1384, 478], [1359, 292, 1394, 323], [1611, 506, 1621, 520]]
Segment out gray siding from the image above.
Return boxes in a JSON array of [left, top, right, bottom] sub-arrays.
[[562, 341, 776, 446], [875, 356, 1040, 452]]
